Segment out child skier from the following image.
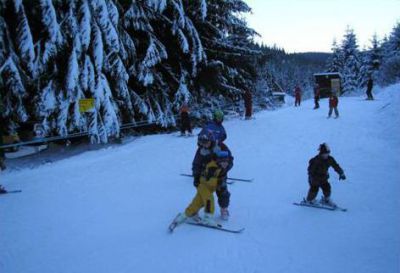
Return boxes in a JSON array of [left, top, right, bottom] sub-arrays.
[[192, 129, 233, 220], [169, 149, 232, 231], [304, 143, 346, 207], [328, 93, 339, 118], [199, 109, 227, 143]]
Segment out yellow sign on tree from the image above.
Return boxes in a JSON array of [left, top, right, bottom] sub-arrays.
[[79, 99, 95, 113]]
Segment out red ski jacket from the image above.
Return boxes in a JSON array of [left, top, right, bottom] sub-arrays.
[[329, 96, 338, 108]]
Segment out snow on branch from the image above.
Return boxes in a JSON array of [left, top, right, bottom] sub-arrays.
[[91, 0, 120, 52]]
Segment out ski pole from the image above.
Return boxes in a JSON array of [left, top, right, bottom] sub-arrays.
[[180, 173, 253, 183]]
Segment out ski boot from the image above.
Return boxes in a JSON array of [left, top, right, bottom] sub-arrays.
[[220, 207, 230, 221], [169, 213, 187, 232], [188, 212, 202, 223], [302, 198, 317, 205], [202, 213, 218, 226], [320, 196, 337, 208], [0, 185, 7, 194]]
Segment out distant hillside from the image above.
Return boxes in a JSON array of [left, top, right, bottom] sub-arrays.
[[289, 52, 332, 67], [254, 45, 333, 97]]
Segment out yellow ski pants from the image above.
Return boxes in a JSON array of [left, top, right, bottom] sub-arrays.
[[185, 177, 219, 216]]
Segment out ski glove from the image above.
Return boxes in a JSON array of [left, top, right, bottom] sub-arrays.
[[217, 176, 227, 191], [193, 175, 200, 188], [339, 173, 346, 180]]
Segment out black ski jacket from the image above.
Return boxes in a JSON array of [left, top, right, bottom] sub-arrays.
[[308, 155, 344, 182]]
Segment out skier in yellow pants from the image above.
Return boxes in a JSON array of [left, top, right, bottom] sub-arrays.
[[170, 150, 231, 229]]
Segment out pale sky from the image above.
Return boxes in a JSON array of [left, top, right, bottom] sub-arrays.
[[244, 0, 400, 53]]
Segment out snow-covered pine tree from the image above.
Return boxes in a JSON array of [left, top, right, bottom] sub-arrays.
[[341, 27, 361, 94], [35, 79, 57, 135], [385, 22, 400, 59], [359, 34, 382, 87], [379, 22, 400, 84], [0, 58, 28, 132], [326, 39, 343, 73], [0, 0, 263, 141], [173, 71, 191, 110], [100, 74, 120, 139], [13, 0, 35, 76], [187, 0, 259, 104], [38, 0, 64, 67], [78, 0, 92, 53], [91, 0, 120, 53], [0, 16, 11, 65]]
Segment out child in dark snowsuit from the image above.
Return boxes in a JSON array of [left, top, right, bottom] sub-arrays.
[[305, 143, 346, 206]]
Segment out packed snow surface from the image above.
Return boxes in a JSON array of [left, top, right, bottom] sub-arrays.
[[1, 84, 399, 273]]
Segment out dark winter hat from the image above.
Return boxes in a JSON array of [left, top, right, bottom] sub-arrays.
[[319, 143, 331, 154], [198, 129, 215, 145]]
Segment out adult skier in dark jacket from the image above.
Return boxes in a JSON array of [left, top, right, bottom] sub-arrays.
[[366, 77, 374, 100], [313, 84, 320, 109], [179, 103, 192, 136], [192, 129, 233, 220], [305, 143, 346, 206]]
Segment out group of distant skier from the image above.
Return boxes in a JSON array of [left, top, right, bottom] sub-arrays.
[[293, 76, 374, 119]]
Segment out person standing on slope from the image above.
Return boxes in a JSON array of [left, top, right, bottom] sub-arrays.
[[313, 84, 320, 109], [243, 89, 253, 120], [0, 157, 7, 194], [179, 103, 193, 136], [294, 85, 302, 107], [192, 129, 233, 220], [366, 77, 374, 100], [304, 143, 346, 207], [170, 145, 232, 231], [328, 93, 339, 118]]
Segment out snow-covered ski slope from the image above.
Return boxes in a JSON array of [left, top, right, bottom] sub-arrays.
[[1, 84, 399, 273]]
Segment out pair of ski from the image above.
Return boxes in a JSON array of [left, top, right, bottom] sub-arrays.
[[169, 213, 245, 234], [293, 200, 347, 212], [0, 190, 22, 195]]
